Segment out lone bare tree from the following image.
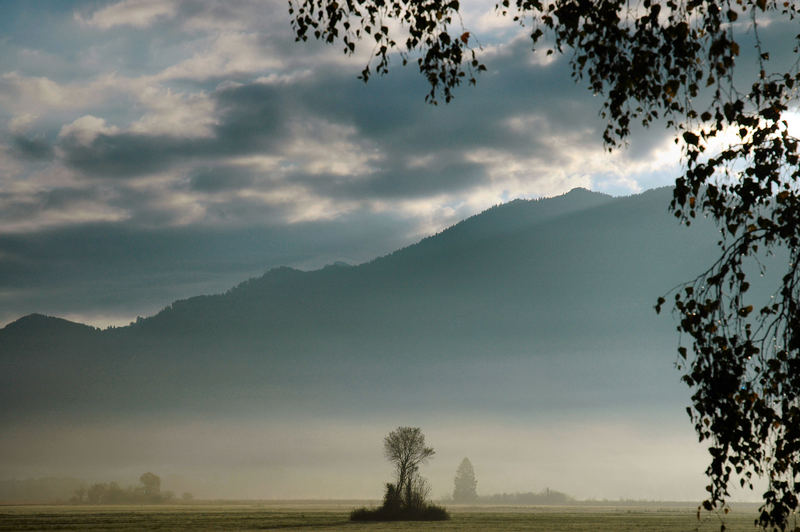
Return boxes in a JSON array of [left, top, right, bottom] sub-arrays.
[[352, 426, 447, 521], [384, 426, 435, 509]]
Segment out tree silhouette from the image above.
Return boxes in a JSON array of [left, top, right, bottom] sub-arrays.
[[453, 457, 478, 503], [139, 472, 161, 498], [290, 1, 800, 527], [351, 426, 447, 521], [384, 426, 435, 509]]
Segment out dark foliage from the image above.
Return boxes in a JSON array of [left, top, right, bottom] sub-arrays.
[[349, 504, 450, 521], [290, 1, 800, 528], [71, 472, 173, 505], [350, 483, 449, 521]]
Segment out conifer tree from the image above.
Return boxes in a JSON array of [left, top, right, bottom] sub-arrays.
[[453, 457, 478, 503]]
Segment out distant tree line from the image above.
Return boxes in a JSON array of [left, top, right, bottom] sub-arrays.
[[478, 488, 574, 505], [70, 472, 188, 504], [450, 458, 573, 505]]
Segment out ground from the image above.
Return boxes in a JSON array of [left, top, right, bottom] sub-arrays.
[[0, 503, 765, 531]]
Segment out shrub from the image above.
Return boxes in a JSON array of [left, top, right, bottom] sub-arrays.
[[350, 483, 449, 521], [349, 503, 449, 521]]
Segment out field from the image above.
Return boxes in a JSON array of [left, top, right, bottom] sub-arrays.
[[0, 503, 766, 531]]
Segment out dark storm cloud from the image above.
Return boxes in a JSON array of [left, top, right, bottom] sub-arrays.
[[206, 43, 606, 200], [0, 187, 102, 225], [297, 40, 605, 156], [10, 134, 54, 161], [211, 81, 294, 151], [290, 159, 488, 200], [189, 166, 256, 192], [187, 158, 485, 212], [58, 131, 188, 177], [55, 36, 620, 195], [56, 82, 292, 179]]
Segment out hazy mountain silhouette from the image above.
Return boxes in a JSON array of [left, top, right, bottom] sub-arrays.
[[2, 187, 769, 423]]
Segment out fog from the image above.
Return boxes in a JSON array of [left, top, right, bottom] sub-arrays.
[[1, 412, 722, 502]]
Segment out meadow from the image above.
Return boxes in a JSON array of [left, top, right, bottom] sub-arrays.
[[0, 503, 765, 531]]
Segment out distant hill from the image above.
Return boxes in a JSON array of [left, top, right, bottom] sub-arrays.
[[2, 187, 768, 423]]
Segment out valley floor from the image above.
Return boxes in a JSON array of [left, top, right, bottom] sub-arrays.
[[0, 503, 765, 531]]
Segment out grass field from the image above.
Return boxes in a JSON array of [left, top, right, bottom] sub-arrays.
[[0, 503, 764, 531]]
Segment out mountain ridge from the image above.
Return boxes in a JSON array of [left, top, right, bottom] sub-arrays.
[[2, 186, 620, 334], [0, 185, 734, 424]]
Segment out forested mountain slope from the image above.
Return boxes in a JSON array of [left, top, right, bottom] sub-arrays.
[[2, 187, 750, 422]]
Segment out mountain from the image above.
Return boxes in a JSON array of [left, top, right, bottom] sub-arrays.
[[0, 187, 749, 423]]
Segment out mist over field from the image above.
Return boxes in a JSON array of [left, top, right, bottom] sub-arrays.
[[1, 416, 709, 501]]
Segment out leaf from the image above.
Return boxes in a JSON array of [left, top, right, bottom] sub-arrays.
[[460, 31, 469, 44], [683, 131, 700, 145], [665, 80, 680, 99]]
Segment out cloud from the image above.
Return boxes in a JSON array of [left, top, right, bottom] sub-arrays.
[[0, 72, 68, 108], [58, 115, 120, 144], [10, 135, 54, 161], [80, 0, 179, 29], [156, 32, 284, 81], [177, 0, 285, 32], [7, 113, 38, 133], [0, 72, 131, 119], [26, 30, 684, 249], [0, 186, 127, 234], [188, 165, 256, 193], [57, 132, 188, 179], [52, 82, 291, 180], [129, 87, 217, 137]]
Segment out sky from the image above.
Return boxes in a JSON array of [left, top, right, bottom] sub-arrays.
[[0, 0, 694, 328]]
